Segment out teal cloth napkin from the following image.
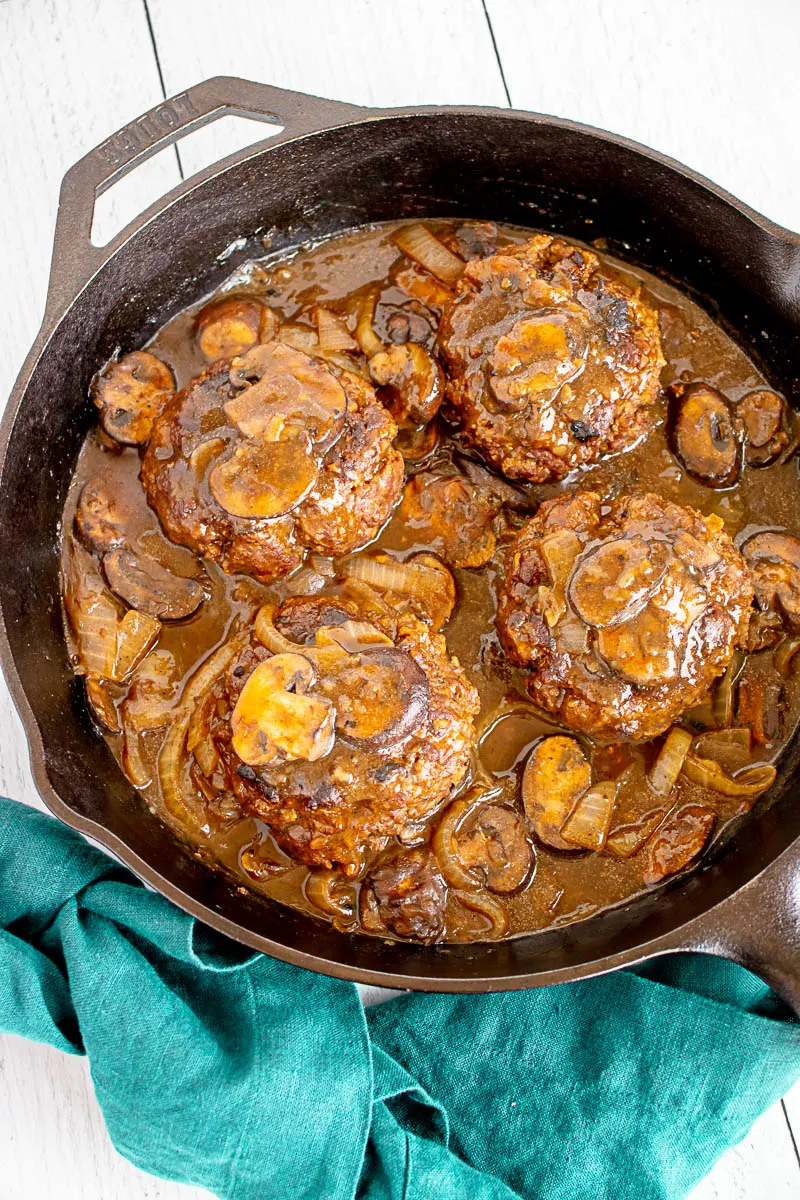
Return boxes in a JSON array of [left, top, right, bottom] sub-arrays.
[[1, 794, 799, 1200]]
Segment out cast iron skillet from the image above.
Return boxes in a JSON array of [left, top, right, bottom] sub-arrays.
[[2, 76, 800, 1006]]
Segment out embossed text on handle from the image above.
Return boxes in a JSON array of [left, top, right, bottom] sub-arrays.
[[94, 93, 199, 171]]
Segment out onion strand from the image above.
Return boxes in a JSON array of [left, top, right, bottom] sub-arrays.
[[393, 224, 465, 285]]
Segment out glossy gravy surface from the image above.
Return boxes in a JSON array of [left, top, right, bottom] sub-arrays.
[[61, 220, 800, 941]]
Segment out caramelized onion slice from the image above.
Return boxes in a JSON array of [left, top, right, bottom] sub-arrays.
[[63, 543, 120, 679], [451, 889, 508, 939], [682, 754, 777, 799], [355, 288, 383, 358], [668, 382, 744, 488], [92, 351, 175, 446], [643, 803, 716, 883], [304, 869, 356, 921], [647, 727, 693, 797], [569, 538, 668, 629], [231, 652, 335, 766], [112, 609, 161, 682], [103, 547, 204, 621], [85, 677, 120, 733], [195, 298, 277, 361], [432, 788, 496, 889], [606, 808, 668, 859], [561, 781, 616, 851], [393, 223, 465, 285], [226, 342, 347, 449], [522, 736, 591, 850], [209, 436, 319, 519], [315, 307, 357, 353], [340, 553, 455, 631]]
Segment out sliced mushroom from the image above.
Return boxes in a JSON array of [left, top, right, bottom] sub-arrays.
[[667, 382, 744, 488], [457, 804, 534, 893], [195, 298, 278, 362], [360, 847, 447, 943], [522, 736, 592, 850], [274, 595, 364, 645], [569, 537, 668, 629], [121, 649, 178, 732], [225, 342, 346, 450], [91, 351, 175, 446], [400, 472, 497, 569], [742, 530, 800, 629], [595, 604, 682, 687], [368, 343, 444, 428], [102, 547, 204, 620], [74, 476, 138, 554], [489, 310, 589, 408], [209, 436, 319, 519], [736, 389, 788, 466], [642, 803, 716, 883], [231, 652, 335, 766], [318, 645, 430, 748]]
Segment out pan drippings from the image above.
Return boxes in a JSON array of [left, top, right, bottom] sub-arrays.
[[60, 219, 800, 944]]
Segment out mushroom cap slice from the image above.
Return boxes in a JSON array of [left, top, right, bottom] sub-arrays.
[[102, 547, 205, 620], [274, 595, 364, 645], [488, 308, 589, 408], [742, 530, 800, 627], [75, 477, 136, 554], [457, 804, 534, 894], [737, 389, 788, 466], [594, 603, 681, 687], [92, 351, 175, 446], [208, 436, 319, 519], [668, 382, 744, 488], [318, 645, 430, 748], [522, 736, 591, 850], [368, 343, 444, 427], [195, 298, 278, 362], [231, 652, 335, 766], [225, 342, 347, 450], [569, 537, 668, 629]]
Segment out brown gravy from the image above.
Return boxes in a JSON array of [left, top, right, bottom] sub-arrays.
[[60, 219, 800, 942]]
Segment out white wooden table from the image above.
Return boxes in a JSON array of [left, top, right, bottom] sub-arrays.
[[1, 2, 800, 1196]]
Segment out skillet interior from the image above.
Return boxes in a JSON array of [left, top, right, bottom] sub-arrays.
[[3, 109, 800, 988]]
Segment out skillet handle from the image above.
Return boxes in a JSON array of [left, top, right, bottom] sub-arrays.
[[45, 76, 364, 316], [669, 844, 800, 1016]]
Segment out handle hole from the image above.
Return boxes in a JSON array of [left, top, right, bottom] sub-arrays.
[[91, 114, 283, 247]]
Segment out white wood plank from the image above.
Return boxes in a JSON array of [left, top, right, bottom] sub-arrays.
[[485, 0, 800, 235], [145, 0, 508, 176], [0, 1035, 208, 1200], [689, 1102, 800, 1200]]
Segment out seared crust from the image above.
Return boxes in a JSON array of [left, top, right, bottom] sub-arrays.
[[141, 358, 404, 582], [496, 491, 753, 740], [438, 235, 665, 482], [210, 611, 479, 872]]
